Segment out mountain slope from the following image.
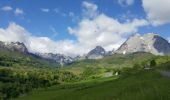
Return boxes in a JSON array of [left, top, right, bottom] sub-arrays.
[[116, 33, 170, 55], [36, 53, 74, 65], [0, 41, 28, 54], [0, 41, 60, 68], [86, 46, 106, 59]]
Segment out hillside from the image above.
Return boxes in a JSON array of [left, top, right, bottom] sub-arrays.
[[0, 49, 60, 68], [14, 64, 170, 100], [63, 52, 155, 74]]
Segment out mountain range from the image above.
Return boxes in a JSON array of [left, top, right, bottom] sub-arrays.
[[0, 33, 170, 65]]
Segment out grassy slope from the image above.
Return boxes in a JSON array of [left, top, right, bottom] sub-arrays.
[[0, 49, 60, 68], [14, 69, 170, 100], [63, 52, 155, 74]]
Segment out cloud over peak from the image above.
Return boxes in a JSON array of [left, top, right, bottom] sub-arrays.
[[0, 1, 149, 56], [68, 1, 148, 52], [68, 13, 148, 51]]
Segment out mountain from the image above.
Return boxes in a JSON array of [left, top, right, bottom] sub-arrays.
[[0, 41, 73, 66], [36, 53, 74, 65], [116, 33, 170, 55], [0, 41, 61, 68], [0, 41, 28, 54], [86, 46, 106, 59], [73, 55, 86, 61]]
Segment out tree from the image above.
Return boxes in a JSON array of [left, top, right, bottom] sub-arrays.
[[150, 60, 156, 67]]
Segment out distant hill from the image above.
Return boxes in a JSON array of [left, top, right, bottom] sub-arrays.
[[64, 52, 155, 73]]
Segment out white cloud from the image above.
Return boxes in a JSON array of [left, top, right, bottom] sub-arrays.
[[15, 8, 24, 15], [41, 8, 50, 12], [82, 1, 98, 18], [168, 37, 170, 43], [142, 0, 170, 26], [68, 14, 148, 52], [69, 12, 75, 17], [118, 0, 134, 6], [49, 26, 58, 35], [0, 22, 79, 56], [54, 8, 60, 13], [68, 1, 148, 53], [0, 22, 29, 43], [54, 8, 67, 17], [0, 1, 148, 56], [68, 12, 80, 22], [1, 6, 13, 11]]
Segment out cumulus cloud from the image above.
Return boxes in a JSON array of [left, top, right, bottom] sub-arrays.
[[0, 22, 79, 56], [68, 14, 148, 52], [41, 8, 50, 12], [68, 1, 148, 53], [1, 6, 13, 11], [142, 0, 170, 26], [0, 1, 148, 56], [0, 22, 29, 43], [118, 0, 134, 6], [15, 8, 24, 15], [82, 1, 98, 18]]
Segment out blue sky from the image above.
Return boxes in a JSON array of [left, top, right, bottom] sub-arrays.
[[0, 0, 170, 55]]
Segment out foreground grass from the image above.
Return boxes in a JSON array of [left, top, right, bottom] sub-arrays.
[[14, 69, 170, 100]]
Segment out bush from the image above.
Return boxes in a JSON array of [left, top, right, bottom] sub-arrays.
[[150, 60, 156, 67], [0, 68, 79, 100]]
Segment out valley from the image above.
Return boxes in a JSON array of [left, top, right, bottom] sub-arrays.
[[0, 0, 170, 99], [1, 33, 170, 100]]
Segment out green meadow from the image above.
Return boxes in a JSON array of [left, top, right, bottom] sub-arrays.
[[14, 69, 170, 100], [1, 52, 170, 100]]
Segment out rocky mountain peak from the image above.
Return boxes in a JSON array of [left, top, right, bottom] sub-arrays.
[[86, 46, 106, 59], [0, 41, 28, 53], [116, 33, 170, 55], [36, 53, 74, 65]]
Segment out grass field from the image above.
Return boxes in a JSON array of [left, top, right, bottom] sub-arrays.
[[14, 69, 170, 100], [62, 52, 155, 74]]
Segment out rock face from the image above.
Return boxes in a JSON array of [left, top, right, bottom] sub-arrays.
[[86, 46, 106, 59], [116, 33, 170, 55], [36, 53, 74, 65], [0, 41, 28, 53]]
